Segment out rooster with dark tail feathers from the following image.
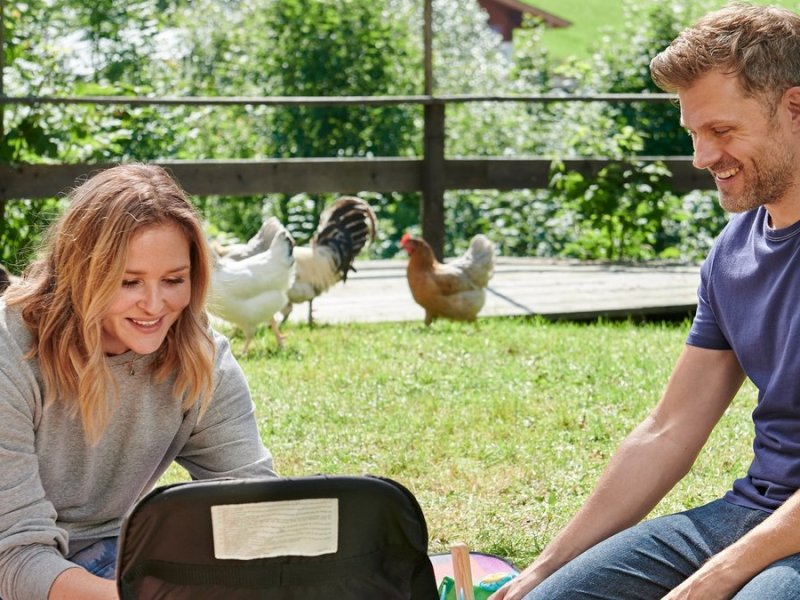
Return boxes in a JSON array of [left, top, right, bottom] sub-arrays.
[[215, 196, 377, 325]]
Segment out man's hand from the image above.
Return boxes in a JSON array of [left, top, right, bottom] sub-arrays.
[[660, 558, 742, 600], [488, 567, 545, 600]]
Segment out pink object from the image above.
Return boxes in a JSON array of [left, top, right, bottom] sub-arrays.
[[429, 552, 518, 585]]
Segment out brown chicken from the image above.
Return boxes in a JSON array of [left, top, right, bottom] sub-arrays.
[[400, 233, 496, 326]]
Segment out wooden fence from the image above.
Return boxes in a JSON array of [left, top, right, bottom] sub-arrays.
[[0, 0, 719, 258], [0, 93, 714, 259]]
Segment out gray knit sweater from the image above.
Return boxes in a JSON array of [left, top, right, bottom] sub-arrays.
[[0, 300, 277, 600]]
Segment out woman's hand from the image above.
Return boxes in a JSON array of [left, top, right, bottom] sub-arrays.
[[49, 567, 118, 600]]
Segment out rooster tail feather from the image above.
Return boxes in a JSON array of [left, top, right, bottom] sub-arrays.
[[313, 196, 377, 281]]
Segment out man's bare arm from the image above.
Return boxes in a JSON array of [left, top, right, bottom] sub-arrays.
[[491, 345, 745, 600]]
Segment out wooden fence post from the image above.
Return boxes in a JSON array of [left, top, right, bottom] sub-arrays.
[[422, 104, 445, 260], [422, 0, 445, 260]]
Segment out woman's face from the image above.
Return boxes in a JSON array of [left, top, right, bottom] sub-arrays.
[[101, 222, 192, 356]]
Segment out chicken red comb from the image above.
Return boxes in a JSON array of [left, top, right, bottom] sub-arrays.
[[400, 232, 413, 245]]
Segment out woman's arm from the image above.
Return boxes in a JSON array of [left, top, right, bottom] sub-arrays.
[[177, 333, 276, 479], [491, 345, 746, 600]]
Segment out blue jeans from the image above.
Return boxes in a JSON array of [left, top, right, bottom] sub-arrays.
[[70, 537, 118, 579], [524, 499, 800, 599]]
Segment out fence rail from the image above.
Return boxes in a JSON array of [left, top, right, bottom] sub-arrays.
[[0, 156, 710, 200], [1, 92, 677, 107]]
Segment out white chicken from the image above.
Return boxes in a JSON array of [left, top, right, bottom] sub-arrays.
[[0, 264, 11, 295], [208, 219, 296, 352], [217, 197, 377, 325], [214, 218, 276, 262]]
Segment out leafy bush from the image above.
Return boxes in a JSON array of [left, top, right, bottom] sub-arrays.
[[2, 0, 730, 265], [0, 198, 64, 270]]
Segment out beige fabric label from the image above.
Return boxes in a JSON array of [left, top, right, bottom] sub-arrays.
[[211, 498, 338, 559]]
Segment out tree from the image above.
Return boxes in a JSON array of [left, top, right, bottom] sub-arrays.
[[2, 0, 730, 264], [585, 0, 720, 156]]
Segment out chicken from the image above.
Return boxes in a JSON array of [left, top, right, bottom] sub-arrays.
[[208, 219, 296, 352], [214, 218, 276, 262], [0, 264, 11, 295], [285, 196, 377, 324], [399, 233, 496, 326], [217, 196, 377, 325]]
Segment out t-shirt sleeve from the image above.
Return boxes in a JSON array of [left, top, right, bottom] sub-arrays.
[[686, 245, 731, 351]]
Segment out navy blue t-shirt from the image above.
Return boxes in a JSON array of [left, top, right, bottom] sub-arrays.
[[687, 206, 800, 512]]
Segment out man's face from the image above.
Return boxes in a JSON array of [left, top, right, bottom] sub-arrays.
[[679, 71, 796, 215]]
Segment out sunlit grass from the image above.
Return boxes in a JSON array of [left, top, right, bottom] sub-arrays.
[[528, 0, 800, 62], [160, 317, 755, 567]]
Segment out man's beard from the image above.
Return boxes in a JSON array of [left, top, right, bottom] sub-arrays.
[[717, 137, 795, 215]]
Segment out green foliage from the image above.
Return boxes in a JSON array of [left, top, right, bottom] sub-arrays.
[[430, 0, 512, 94], [2, 0, 186, 157], [549, 159, 685, 261], [2, 0, 734, 265], [495, 0, 729, 260], [663, 190, 729, 262], [259, 0, 419, 158], [0, 198, 63, 271], [194, 195, 267, 247], [170, 0, 425, 247], [585, 1, 709, 156], [445, 189, 562, 258]]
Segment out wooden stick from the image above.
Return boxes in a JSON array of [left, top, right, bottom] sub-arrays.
[[451, 542, 475, 600]]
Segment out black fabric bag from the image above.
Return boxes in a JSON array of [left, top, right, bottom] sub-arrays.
[[116, 475, 438, 599]]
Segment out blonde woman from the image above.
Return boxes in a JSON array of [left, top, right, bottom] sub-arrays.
[[0, 164, 276, 600]]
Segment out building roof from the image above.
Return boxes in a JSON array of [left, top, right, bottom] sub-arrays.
[[484, 0, 571, 28]]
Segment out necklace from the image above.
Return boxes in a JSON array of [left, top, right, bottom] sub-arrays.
[[116, 353, 144, 376]]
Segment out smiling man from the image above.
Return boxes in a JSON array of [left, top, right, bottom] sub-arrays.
[[492, 4, 800, 600]]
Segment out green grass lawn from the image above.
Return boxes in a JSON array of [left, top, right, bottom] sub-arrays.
[[161, 317, 756, 567], [527, 0, 800, 61], [522, 0, 626, 60]]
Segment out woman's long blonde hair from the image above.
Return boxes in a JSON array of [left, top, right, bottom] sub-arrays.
[[5, 163, 215, 443]]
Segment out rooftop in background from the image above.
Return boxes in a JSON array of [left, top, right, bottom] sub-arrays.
[[477, 0, 570, 42], [512, 0, 800, 62]]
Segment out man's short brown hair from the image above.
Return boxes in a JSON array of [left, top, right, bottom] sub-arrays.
[[650, 2, 800, 112]]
